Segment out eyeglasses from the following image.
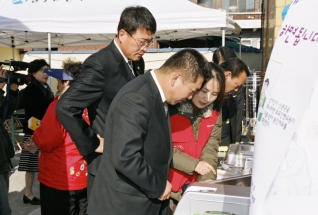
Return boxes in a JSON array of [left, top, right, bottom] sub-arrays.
[[126, 31, 153, 49]]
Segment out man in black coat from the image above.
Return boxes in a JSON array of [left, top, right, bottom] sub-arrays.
[[219, 58, 249, 146], [0, 67, 19, 215], [56, 6, 157, 196], [87, 49, 212, 215], [213, 47, 248, 146]]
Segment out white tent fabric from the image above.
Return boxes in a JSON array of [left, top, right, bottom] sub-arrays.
[[0, 0, 240, 48]]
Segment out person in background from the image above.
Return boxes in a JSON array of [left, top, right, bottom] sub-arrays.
[[56, 6, 157, 197], [32, 59, 88, 215], [218, 57, 249, 146], [213, 46, 236, 65], [87, 49, 212, 215], [0, 67, 19, 215], [213, 46, 246, 146], [18, 59, 54, 205], [168, 62, 226, 213]]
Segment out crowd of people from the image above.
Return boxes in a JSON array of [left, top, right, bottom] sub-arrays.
[[0, 5, 249, 215]]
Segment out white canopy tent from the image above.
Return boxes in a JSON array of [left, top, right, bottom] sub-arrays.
[[0, 0, 240, 50]]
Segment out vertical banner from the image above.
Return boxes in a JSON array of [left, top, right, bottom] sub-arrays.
[[250, 0, 318, 214]]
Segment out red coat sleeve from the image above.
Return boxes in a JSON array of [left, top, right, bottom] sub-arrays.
[[33, 98, 66, 152]]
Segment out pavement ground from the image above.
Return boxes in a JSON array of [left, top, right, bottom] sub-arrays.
[[9, 150, 41, 215]]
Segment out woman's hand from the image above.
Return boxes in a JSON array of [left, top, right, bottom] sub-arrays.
[[195, 161, 216, 175]]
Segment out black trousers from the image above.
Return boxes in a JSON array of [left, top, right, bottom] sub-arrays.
[[40, 183, 87, 215]]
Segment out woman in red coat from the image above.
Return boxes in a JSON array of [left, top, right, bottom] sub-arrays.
[[32, 59, 88, 215], [168, 62, 226, 211]]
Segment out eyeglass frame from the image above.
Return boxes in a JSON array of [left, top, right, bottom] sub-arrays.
[[126, 31, 154, 49]]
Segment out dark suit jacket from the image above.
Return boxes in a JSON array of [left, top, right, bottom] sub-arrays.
[[0, 89, 19, 174], [221, 94, 238, 146], [87, 71, 172, 215], [232, 86, 245, 141], [56, 40, 144, 176], [221, 87, 245, 145]]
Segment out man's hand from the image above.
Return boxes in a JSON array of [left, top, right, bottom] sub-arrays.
[[194, 161, 216, 175], [10, 83, 18, 91], [235, 142, 240, 145], [158, 180, 171, 201], [94, 134, 104, 153]]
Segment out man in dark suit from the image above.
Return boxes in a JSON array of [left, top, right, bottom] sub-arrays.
[[56, 6, 156, 196], [87, 49, 212, 215], [219, 58, 249, 146], [212, 47, 249, 145]]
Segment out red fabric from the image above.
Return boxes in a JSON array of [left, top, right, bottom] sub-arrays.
[[33, 97, 89, 191], [169, 110, 219, 192]]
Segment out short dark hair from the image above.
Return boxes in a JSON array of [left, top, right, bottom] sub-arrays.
[[117, 6, 156, 35], [219, 58, 250, 77], [159, 49, 212, 84], [209, 62, 226, 109], [28, 59, 50, 82], [213, 46, 237, 65], [28, 59, 50, 74]]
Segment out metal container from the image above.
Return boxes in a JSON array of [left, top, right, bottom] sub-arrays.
[[244, 71, 261, 120], [242, 71, 261, 140], [244, 158, 253, 170], [226, 144, 254, 168], [236, 153, 253, 168]]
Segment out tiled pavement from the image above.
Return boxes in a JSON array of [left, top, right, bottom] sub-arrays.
[[9, 152, 41, 215]]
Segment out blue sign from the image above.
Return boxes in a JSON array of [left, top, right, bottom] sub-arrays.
[[282, 3, 291, 21], [12, 0, 28, 4]]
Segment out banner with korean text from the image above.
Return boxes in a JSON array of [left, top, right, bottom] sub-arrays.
[[250, 0, 318, 214]]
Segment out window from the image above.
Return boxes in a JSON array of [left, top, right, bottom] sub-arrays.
[[198, 0, 216, 8], [239, 0, 246, 12], [198, 0, 262, 13], [223, 0, 230, 11], [228, 0, 237, 12], [246, 0, 255, 12]]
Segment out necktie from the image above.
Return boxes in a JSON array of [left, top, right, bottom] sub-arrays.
[[127, 60, 135, 76], [163, 101, 168, 117]]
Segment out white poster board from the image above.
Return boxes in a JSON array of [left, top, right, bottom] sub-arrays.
[[250, 0, 318, 214]]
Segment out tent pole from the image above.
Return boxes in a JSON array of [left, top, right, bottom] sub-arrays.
[[239, 32, 242, 59], [222, 29, 225, 46], [48, 32, 51, 87], [11, 36, 15, 60], [10, 36, 15, 148]]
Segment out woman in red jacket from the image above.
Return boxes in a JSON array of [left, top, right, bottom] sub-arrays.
[[168, 62, 226, 211], [32, 59, 88, 215]]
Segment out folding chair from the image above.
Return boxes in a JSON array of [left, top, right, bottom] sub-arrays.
[[3, 117, 24, 150]]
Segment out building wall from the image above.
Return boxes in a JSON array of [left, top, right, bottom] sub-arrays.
[[261, 0, 291, 73], [0, 47, 24, 93], [261, 0, 275, 73], [0, 47, 21, 62], [275, 0, 292, 42], [56, 41, 159, 51]]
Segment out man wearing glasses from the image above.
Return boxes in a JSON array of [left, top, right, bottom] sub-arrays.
[[56, 6, 156, 198]]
